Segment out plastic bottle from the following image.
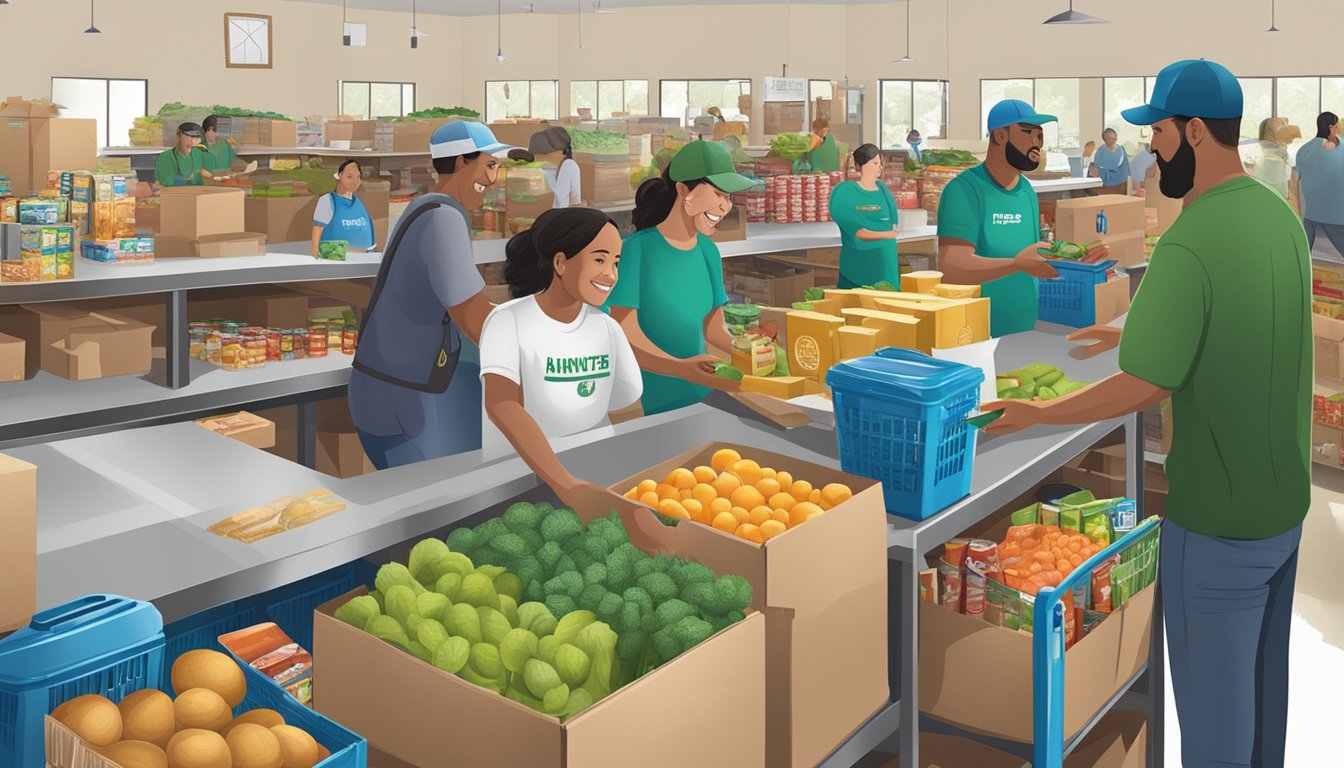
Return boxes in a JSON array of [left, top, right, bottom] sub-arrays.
[[1039, 215, 1052, 243], [1096, 209, 1108, 235]]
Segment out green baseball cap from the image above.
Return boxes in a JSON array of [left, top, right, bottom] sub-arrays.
[[669, 141, 757, 194]]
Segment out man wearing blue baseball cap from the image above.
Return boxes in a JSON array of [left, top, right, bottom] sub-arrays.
[[938, 99, 1062, 337], [982, 60, 1310, 768], [348, 121, 518, 469]]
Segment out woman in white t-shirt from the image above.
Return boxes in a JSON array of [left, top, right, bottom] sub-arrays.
[[528, 127, 582, 208], [481, 207, 654, 525]]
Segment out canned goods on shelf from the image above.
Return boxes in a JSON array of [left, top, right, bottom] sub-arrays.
[[342, 329, 358, 355]]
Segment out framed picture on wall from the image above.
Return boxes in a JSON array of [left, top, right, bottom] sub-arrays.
[[225, 13, 273, 69]]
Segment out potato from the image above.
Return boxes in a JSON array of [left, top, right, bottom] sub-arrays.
[[170, 650, 246, 707], [53, 694, 122, 747], [173, 688, 232, 732], [226, 723, 283, 768], [270, 725, 322, 768], [165, 729, 230, 768], [117, 689, 176, 748], [97, 740, 168, 768], [221, 708, 285, 737]]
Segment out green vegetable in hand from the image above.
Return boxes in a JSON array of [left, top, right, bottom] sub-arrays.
[[712, 362, 744, 382]]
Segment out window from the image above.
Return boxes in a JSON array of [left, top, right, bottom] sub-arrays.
[[980, 79, 1034, 140], [1035, 79, 1080, 151], [570, 80, 649, 120], [485, 81, 558, 123], [51, 77, 148, 149], [339, 82, 415, 120], [879, 80, 947, 148], [660, 79, 751, 126], [1240, 78, 1274, 142], [1102, 77, 1158, 155]]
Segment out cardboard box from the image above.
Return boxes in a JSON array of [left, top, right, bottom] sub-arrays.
[[0, 116, 97, 196], [325, 120, 376, 146], [787, 310, 845, 387], [134, 198, 160, 234], [487, 121, 551, 151], [390, 120, 450, 152], [920, 582, 1154, 743], [0, 305, 41, 378], [15, 304, 153, 380], [1096, 231, 1146, 268], [609, 443, 889, 768], [1314, 312, 1344, 379], [314, 400, 375, 478], [577, 159, 636, 204], [192, 285, 313, 329], [0, 332, 23, 382], [245, 194, 320, 244], [1312, 423, 1342, 466], [708, 204, 747, 244], [194, 411, 277, 450], [1094, 274, 1132, 325], [732, 258, 813, 307], [0, 453, 36, 633], [154, 232, 266, 258], [315, 589, 767, 768], [764, 102, 806, 136], [159, 186, 246, 239], [1054, 195, 1145, 246], [1063, 710, 1149, 768], [859, 733, 1025, 768], [80, 297, 168, 350], [243, 118, 297, 148], [256, 405, 299, 463]]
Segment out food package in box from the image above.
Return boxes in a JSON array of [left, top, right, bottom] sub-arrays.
[[18, 198, 63, 225]]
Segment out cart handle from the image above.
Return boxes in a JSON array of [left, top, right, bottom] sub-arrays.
[[1030, 516, 1161, 768]]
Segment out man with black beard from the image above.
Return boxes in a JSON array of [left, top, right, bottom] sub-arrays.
[[981, 60, 1311, 768], [938, 100, 1061, 336]]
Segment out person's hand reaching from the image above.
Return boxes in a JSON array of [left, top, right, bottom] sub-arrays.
[[1066, 325, 1123, 359], [555, 480, 677, 554], [1014, 242, 1060, 279]]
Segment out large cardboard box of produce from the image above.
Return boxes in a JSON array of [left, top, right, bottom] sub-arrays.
[[1094, 231, 1146, 268], [1054, 195, 1145, 247], [14, 304, 153, 380], [315, 590, 766, 768], [577, 159, 636, 204], [608, 443, 889, 768], [245, 194, 320, 244], [0, 453, 36, 633], [0, 332, 24, 382], [159, 186, 246, 239]]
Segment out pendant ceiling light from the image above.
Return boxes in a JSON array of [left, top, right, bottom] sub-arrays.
[[410, 0, 418, 48], [578, 0, 585, 51], [890, 0, 912, 63], [342, 0, 350, 46], [1043, 0, 1107, 25], [496, 0, 507, 61], [1268, 0, 1280, 31], [85, 0, 100, 34]]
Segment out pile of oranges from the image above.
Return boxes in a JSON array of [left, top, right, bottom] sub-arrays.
[[624, 448, 855, 543], [998, 523, 1107, 596]]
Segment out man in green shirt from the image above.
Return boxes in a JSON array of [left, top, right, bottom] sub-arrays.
[[937, 100, 1059, 336], [807, 118, 840, 173], [200, 115, 241, 175], [155, 122, 207, 188], [983, 60, 1310, 768]]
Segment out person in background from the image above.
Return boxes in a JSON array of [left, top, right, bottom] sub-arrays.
[[200, 115, 241, 176], [348, 122, 515, 469], [1090, 128, 1131, 194], [1294, 111, 1344, 254], [984, 59, 1309, 768], [154, 123, 207, 188], [807, 118, 840, 173], [707, 106, 725, 123], [311, 159, 376, 257], [937, 99, 1060, 337], [605, 141, 751, 416], [482, 208, 659, 532], [1251, 117, 1292, 200], [529, 127, 582, 209], [1080, 140, 1097, 177], [830, 144, 899, 289], [907, 129, 924, 164], [1129, 140, 1158, 197]]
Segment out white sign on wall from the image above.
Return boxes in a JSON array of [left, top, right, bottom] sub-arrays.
[[763, 77, 808, 103]]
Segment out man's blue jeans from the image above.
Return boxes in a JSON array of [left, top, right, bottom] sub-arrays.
[[1161, 518, 1302, 768]]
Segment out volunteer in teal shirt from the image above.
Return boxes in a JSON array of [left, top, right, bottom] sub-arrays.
[[830, 143, 899, 288], [605, 141, 753, 415], [938, 100, 1058, 336], [200, 115, 240, 175], [154, 122, 207, 188]]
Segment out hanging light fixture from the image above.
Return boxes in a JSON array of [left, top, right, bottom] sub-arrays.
[[1043, 0, 1107, 25], [890, 0, 913, 63], [496, 0, 507, 61], [85, 0, 100, 34], [578, 0, 585, 51], [410, 0, 418, 48], [1268, 0, 1280, 31], [342, 0, 350, 46]]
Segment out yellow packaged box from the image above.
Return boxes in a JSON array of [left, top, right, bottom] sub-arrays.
[[873, 297, 988, 349], [838, 325, 882, 360], [740, 375, 807, 399], [785, 311, 844, 387], [840, 308, 925, 351]]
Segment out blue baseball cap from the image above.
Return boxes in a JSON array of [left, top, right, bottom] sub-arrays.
[[429, 121, 517, 159], [986, 99, 1058, 133], [1122, 59, 1243, 126]]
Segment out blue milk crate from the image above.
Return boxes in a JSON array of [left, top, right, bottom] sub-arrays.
[[1037, 259, 1117, 328], [0, 595, 164, 768], [827, 348, 984, 520]]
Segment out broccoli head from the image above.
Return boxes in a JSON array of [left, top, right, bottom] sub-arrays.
[[502, 502, 546, 533], [554, 555, 579, 579], [583, 563, 608, 589], [622, 587, 654, 616], [636, 572, 678, 605], [445, 527, 478, 556], [513, 556, 545, 592], [541, 509, 585, 544], [668, 561, 716, 593], [544, 570, 584, 599], [618, 602, 644, 636], [545, 594, 577, 618], [475, 518, 510, 546], [582, 532, 611, 563], [491, 533, 530, 564], [650, 616, 714, 665], [596, 592, 624, 624], [653, 599, 697, 631], [523, 580, 546, 604], [578, 584, 609, 613]]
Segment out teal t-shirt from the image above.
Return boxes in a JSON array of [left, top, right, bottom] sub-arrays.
[[936, 163, 1041, 336], [829, 181, 900, 289], [200, 139, 236, 173], [1295, 138, 1344, 225], [604, 227, 728, 416], [155, 147, 205, 187]]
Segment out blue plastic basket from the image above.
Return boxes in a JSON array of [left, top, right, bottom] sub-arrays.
[[0, 595, 164, 768], [1037, 259, 1117, 328], [221, 659, 366, 768], [827, 348, 984, 520]]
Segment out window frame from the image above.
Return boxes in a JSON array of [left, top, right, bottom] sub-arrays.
[[484, 80, 559, 123], [879, 78, 949, 148], [50, 76, 149, 149], [337, 80, 416, 120], [658, 78, 753, 126], [569, 79, 650, 120]]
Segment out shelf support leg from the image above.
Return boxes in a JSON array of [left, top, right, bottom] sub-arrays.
[[899, 556, 919, 768], [298, 401, 317, 469], [164, 290, 190, 389], [1129, 410, 1165, 766]]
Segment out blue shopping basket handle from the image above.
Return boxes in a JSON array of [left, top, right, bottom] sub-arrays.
[[1030, 517, 1161, 768]]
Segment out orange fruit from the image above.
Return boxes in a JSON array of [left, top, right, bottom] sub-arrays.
[[637, 479, 657, 495], [809, 489, 822, 505], [820, 483, 853, 509], [708, 497, 733, 518], [624, 487, 639, 500], [735, 524, 765, 543], [747, 507, 773, 526], [656, 483, 680, 501], [711, 448, 742, 473], [761, 467, 778, 480], [729, 485, 765, 511], [639, 491, 660, 508], [712, 473, 742, 498], [693, 465, 718, 484], [771, 508, 791, 524], [768, 492, 797, 511], [760, 520, 787, 540], [665, 468, 697, 490], [680, 489, 693, 501], [790, 502, 824, 527], [730, 506, 751, 525], [755, 478, 782, 499], [712, 511, 738, 533], [730, 460, 763, 486], [683, 499, 706, 523], [805, 511, 822, 523], [691, 483, 718, 506], [658, 499, 690, 519], [776, 471, 794, 489], [790, 480, 814, 502]]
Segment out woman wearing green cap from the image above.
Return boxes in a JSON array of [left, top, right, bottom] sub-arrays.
[[604, 141, 754, 416]]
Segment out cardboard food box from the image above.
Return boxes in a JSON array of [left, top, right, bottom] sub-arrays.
[[859, 733, 1025, 768], [787, 310, 845, 387], [1094, 274, 1132, 325], [871, 297, 982, 350], [134, 198, 160, 234], [245, 194, 320, 244], [315, 589, 767, 768], [1312, 423, 1342, 466], [256, 405, 299, 463], [0, 453, 36, 633], [708, 204, 748, 244], [13, 304, 153, 380], [315, 402, 375, 478], [194, 411, 277, 450], [159, 186, 246, 239], [1063, 709, 1149, 768], [243, 117, 298, 148], [155, 232, 267, 258], [192, 285, 314, 330], [0, 331, 23, 382], [732, 258, 813, 307], [1095, 231, 1146, 268], [391, 118, 453, 152], [0, 305, 41, 378], [1314, 312, 1344, 379], [840, 308, 925, 352], [0, 99, 97, 196], [325, 119, 376, 146], [608, 443, 889, 768], [578, 159, 636, 204], [1054, 195, 1145, 246]]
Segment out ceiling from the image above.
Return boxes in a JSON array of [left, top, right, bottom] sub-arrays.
[[286, 0, 891, 16]]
